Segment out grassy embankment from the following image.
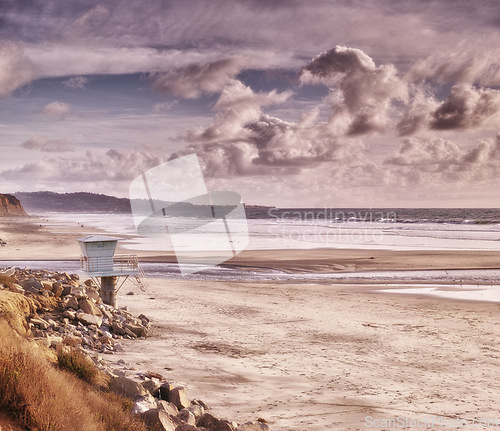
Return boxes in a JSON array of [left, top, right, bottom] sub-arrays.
[[0, 273, 149, 431]]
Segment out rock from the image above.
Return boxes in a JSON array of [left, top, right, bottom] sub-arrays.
[[51, 282, 63, 297], [46, 335, 63, 348], [31, 317, 49, 330], [131, 394, 158, 414], [41, 280, 53, 291], [61, 284, 72, 296], [124, 322, 147, 338], [85, 286, 102, 304], [156, 400, 179, 416], [142, 378, 161, 396], [22, 278, 43, 293], [140, 409, 177, 431], [192, 399, 210, 410], [62, 295, 79, 310], [158, 382, 175, 401], [108, 376, 149, 399], [78, 298, 102, 316], [63, 309, 76, 320], [175, 424, 199, 431], [178, 410, 196, 426], [186, 404, 205, 419], [197, 413, 235, 431], [113, 343, 124, 352], [235, 422, 271, 431], [169, 386, 190, 410], [124, 327, 137, 339], [77, 312, 102, 327], [111, 321, 126, 335], [9, 283, 25, 294]]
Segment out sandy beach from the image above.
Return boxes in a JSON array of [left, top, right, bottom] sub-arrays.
[[1, 216, 500, 430]]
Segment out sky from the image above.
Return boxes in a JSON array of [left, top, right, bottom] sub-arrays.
[[1, 0, 500, 207]]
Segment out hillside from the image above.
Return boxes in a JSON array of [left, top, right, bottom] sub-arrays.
[[15, 191, 131, 213], [0, 194, 27, 216]]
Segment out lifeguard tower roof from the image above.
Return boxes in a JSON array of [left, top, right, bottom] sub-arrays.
[[78, 235, 122, 243]]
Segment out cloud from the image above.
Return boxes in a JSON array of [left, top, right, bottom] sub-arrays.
[[61, 76, 89, 89], [174, 80, 365, 176], [384, 135, 500, 184], [42, 101, 71, 120], [0, 41, 36, 97], [21, 135, 74, 152], [430, 84, 500, 130], [1, 148, 170, 184], [150, 58, 245, 98], [407, 47, 500, 86], [300, 46, 407, 135]]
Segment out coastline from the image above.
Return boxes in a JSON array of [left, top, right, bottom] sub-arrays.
[[1, 215, 500, 430]]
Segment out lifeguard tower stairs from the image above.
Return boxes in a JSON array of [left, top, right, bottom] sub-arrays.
[[78, 235, 147, 307]]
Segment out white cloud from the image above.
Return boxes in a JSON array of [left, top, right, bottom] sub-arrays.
[[61, 76, 89, 89], [42, 101, 71, 120], [300, 46, 408, 135], [0, 41, 36, 97]]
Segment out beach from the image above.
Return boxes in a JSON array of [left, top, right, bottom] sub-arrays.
[[1, 215, 500, 430]]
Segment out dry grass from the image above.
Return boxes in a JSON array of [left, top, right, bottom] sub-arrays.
[[0, 320, 149, 431], [0, 274, 15, 290]]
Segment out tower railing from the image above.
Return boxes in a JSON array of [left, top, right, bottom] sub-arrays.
[[80, 254, 140, 273]]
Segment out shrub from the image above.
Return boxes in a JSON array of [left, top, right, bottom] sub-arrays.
[[56, 347, 98, 385]]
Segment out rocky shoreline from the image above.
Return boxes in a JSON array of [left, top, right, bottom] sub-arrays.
[[0, 266, 271, 431]]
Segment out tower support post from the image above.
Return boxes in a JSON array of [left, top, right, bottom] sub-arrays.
[[101, 276, 117, 307]]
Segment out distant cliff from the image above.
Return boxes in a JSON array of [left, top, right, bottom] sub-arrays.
[[0, 194, 27, 216], [15, 191, 131, 213]]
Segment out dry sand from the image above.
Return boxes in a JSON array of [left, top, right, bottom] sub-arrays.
[[1, 216, 500, 430]]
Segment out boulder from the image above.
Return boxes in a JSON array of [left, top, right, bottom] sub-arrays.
[[156, 400, 179, 416], [22, 278, 43, 293], [77, 312, 102, 327], [235, 422, 271, 431], [62, 295, 79, 310], [78, 298, 102, 316], [31, 317, 49, 330], [178, 409, 196, 426], [124, 322, 147, 338], [140, 409, 176, 431], [169, 386, 190, 410], [186, 404, 205, 419], [197, 414, 235, 431], [51, 282, 63, 297], [131, 394, 158, 414], [41, 280, 53, 291], [9, 283, 25, 294], [61, 284, 72, 296], [175, 424, 199, 431], [159, 382, 175, 401], [111, 321, 126, 335], [142, 378, 161, 396], [108, 376, 149, 399]]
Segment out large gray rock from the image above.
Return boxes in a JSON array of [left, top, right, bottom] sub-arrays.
[[22, 278, 43, 293], [108, 376, 149, 399], [185, 404, 205, 419], [169, 386, 190, 410], [140, 409, 176, 431], [111, 321, 126, 335], [158, 382, 175, 401], [142, 378, 161, 396]]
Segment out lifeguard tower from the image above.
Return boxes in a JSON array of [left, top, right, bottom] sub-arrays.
[[78, 235, 147, 307]]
